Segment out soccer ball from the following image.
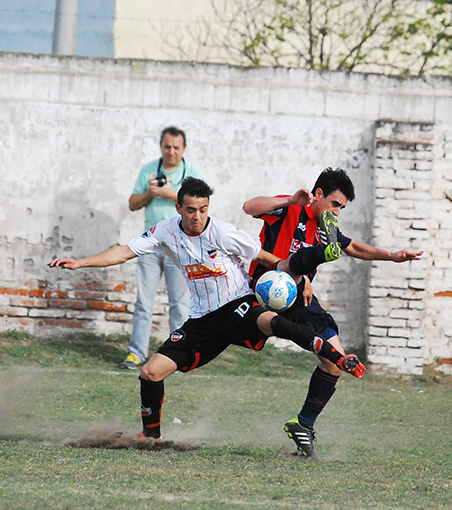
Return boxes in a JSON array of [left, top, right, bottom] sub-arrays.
[[255, 270, 298, 312]]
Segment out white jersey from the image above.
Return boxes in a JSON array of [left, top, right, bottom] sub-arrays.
[[128, 216, 261, 319]]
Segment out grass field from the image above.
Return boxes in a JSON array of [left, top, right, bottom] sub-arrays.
[[1, 331, 451, 510]]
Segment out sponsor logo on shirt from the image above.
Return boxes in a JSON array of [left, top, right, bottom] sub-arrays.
[[184, 263, 227, 280], [290, 239, 313, 253], [291, 239, 301, 252], [141, 226, 156, 238]]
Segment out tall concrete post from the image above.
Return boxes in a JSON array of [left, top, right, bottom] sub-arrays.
[[52, 0, 80, 55]]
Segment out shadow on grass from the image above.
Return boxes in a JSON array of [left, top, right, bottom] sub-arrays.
[[0, 330, 156, 368], [0, 329, 318, 377], [2, 330, 452, 385]]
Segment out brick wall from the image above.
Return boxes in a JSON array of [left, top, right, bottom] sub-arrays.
[[1, 53, 452, 373], [0, 275, 172, 339], [422, 124, 452, 374], [367, 120, 452, 375], [0, 277, 133, 334]]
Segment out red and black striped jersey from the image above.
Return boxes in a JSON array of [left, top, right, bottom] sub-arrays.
[[249, 199, 351, 282]]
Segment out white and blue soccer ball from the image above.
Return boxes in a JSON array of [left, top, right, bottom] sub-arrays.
[[255, 270, 298, 312]]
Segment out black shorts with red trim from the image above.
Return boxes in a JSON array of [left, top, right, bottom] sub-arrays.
[[156, 295, 269, 373]]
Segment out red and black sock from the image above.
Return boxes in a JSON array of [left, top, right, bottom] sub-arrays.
[[139, 376, 164, 438]]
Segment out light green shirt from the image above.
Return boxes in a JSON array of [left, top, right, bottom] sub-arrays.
[[132, 158, 204, 230]]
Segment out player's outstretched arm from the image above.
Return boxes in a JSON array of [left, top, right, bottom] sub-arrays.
[[255, 249, 282, 269], [48, 245, 137, 270], [344, 240, 423, 262], [243, 189, 313, 217]]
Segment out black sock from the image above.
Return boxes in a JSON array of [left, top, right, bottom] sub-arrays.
[[270, 315, 342, 364], [139, 376, 164, 438], [298, 367, 339, 429], [288, 246, 326, 276]]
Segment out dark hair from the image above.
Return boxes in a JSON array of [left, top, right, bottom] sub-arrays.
[[312, 167, 355, 202], [177, 177, 214, 205], [160, 126, 187, 146]]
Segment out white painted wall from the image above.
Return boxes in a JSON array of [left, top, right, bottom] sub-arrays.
[[1, 52, 451, 373]]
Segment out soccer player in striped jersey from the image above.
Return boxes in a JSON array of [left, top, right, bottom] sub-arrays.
[[48, 177, 366, 444], [243, 167, 423, 458]]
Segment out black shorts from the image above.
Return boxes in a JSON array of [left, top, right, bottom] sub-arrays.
[[156, 295, 268, 372], [280, 293, 338, 340]]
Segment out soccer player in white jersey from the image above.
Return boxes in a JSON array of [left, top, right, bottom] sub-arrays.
[[48, 177, 365, 441]]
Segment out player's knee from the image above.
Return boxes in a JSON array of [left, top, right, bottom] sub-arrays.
[[257, 311, 275, 337], [140, 364, 164, 382], [140, 353, 178, 381]]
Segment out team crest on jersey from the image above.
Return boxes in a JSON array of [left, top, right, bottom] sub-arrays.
[[170, 330, 185, 342], [297, 222, 307, 232], [207, 249, 217, 259]]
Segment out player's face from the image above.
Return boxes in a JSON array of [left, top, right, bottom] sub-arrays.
[[176, 195, 210, 235], [314, 189, 348, 218], [160, 134, 186, 169]]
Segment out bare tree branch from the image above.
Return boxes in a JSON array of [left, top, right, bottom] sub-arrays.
[[153, 0, 452, 76]]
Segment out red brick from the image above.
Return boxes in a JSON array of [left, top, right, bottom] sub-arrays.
[[49, 299, 87, 309], [70, 281, 106, 291], [88, 301, 127, 312], [10, 297, 48, 308], [439, 358, 452, 365], [105, 312, 132, 322], [434, 291, 452, 298], [86, 281, 108, 291], [0, 287, 28, 296], [44, 318, 84, 328], [29, 289, 44, 298], [24, 280, 47, 289], [44, 290, 68, 298], [0, 306, 28, 316], [7, 317, 43, 327], [113, 283, 126, 292], [73, 291, 107, 300]]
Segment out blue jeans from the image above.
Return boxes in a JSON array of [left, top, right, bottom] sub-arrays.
[[128, 253, 190, 362]]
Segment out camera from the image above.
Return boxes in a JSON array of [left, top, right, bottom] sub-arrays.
[[155, 173, 166, 187]]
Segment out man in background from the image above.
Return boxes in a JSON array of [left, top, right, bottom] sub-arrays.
[[120, 126, 204, 369]]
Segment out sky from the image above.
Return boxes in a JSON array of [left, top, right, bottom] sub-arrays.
[[0, 0, 115, 57]]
